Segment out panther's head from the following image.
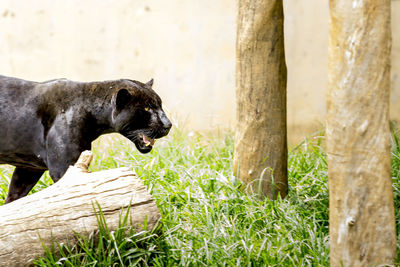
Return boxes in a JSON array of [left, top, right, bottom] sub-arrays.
[[111, 79, 172, 153]]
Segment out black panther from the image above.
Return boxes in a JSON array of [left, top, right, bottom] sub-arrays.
[[0, 75, 172, 203]]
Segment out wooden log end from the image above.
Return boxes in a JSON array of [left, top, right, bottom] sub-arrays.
[[73, 150, 93, 172]]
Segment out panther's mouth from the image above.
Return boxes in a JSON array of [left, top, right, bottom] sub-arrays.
[[142, 134, 155, 147], [132, 133, 156, 154]]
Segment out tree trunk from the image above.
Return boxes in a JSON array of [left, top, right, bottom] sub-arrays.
[[233, 0, 287, 198], [0, 151, 160, 267], [327, 1, 396, 266]]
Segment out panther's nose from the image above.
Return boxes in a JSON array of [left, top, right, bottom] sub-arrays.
[[163, 119, 172, 130], [161, 116, 172, 134], [160, 111, 172, 128], [158, 110, 172, 136]]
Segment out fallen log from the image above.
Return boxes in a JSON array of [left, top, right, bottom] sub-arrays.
[[0, 151, 161, 266]]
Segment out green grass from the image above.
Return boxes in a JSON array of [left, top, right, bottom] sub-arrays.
[[0, 127, 399, 266]]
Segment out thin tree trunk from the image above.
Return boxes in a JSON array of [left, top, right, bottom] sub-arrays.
[[233, 0, 287, 198], [327, 1, 396, 266]]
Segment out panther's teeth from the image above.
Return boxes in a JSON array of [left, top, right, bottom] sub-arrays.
[[142, 134, 155, 147]]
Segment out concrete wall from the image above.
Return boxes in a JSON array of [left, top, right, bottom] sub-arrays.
[[0, 1, 399, 144], [285, 0, 400, 144]]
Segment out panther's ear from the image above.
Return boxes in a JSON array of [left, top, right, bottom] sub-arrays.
[[146, 79, 154, 88], [114, 89, 132, 110]]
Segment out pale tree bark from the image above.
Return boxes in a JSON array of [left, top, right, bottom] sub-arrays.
[[233, 0, 287, 198], [327, 1, 396, 266], [0, 151, 160, 267]]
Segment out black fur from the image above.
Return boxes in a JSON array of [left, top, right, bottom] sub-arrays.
[[0, 75, 171, 203]]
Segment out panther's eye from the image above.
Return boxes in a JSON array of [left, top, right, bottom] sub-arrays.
[[145, 107, 150, 111]]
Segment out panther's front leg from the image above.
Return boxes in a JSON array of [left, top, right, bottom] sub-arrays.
[[46, 141, 85, 182], [45, 117, 90, 182], [46, 146, 82, 182]]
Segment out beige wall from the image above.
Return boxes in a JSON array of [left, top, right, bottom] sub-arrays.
[[285, 0, 400, 144], [0, 1, 399, 145]]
